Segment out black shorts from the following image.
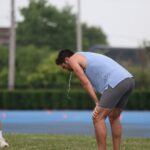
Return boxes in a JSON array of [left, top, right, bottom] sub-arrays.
[[99, 78, 135, 109]]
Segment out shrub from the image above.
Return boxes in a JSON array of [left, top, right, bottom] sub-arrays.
[[0, 89, 150, 110]]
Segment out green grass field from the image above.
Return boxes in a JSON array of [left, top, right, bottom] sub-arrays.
[[5, 134, 150, 150]]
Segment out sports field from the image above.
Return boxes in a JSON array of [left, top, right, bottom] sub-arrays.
[[5, 134, 150, 150]]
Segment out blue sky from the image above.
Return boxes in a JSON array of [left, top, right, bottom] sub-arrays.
[[0, 0, 150, 47]]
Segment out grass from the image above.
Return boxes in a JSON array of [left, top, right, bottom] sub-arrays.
[[4, 134, 150, 150]]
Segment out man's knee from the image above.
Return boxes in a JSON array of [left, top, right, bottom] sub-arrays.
[[92, 111, 104, 122], [92, 106, 111, 123], [108, 108, 122, 123]]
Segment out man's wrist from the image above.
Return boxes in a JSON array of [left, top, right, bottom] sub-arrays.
[[95, 102, 99, 106]]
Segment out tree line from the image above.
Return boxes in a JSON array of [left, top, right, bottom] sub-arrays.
[[0, 0, 108, 88], [0, 0, 149, 90]]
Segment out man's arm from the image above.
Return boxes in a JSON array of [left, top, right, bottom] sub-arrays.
[[69, 58, 99, 105]]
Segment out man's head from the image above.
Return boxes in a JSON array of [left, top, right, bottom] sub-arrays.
[[55, 49, 74, 71]]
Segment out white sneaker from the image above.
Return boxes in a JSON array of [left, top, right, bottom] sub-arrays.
[[0, 138, 9, 148]]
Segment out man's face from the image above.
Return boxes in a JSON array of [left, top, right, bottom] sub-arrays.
[[60, 62, 72, 71]]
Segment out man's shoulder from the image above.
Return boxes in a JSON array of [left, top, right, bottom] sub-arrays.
[[70, 53, 87, 68]]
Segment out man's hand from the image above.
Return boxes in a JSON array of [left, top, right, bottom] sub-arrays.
[[92, 104, 101, 119]]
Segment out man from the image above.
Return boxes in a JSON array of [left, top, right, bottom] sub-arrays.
[[55, 49, 134, 150], [0, 122, 9, 148]]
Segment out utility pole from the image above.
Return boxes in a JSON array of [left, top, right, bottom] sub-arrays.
[[76, 0, 82, 51], [8, 0, 16, 91]]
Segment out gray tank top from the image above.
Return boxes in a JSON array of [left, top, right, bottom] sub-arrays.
[[78, 52, 133, 94]]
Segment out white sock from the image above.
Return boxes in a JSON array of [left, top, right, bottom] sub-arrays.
[[0, 130, 3, 139]]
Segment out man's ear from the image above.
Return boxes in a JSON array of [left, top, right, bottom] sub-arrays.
[[65, 57, 70, 64]]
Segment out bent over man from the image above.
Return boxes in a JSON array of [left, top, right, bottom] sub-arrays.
[[55, 49, 134, 150]]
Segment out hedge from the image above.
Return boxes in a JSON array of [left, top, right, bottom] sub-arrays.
[[0, 89, 150, 110]]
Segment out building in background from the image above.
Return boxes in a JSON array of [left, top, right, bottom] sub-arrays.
[[88, 44, 144, 65]]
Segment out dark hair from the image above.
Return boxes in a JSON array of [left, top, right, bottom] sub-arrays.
[[55, 49, 74, 65]]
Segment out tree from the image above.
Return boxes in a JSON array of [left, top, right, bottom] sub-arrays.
[[17, 0, 108, 50], [26, 52, 67, 85], [0, 46, 8, 87], [15, 45, 50, 85], [17, 0, 76, 50], [82, 24, 108, 49]]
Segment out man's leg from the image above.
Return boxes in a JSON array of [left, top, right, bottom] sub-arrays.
[[93, 106, 112, 150], [0, 122, 9, 148], [0, 122, 2, 138], [0, 122, 2, 131], [108, 108, 122, 150], [0, 122, 3, 139]]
